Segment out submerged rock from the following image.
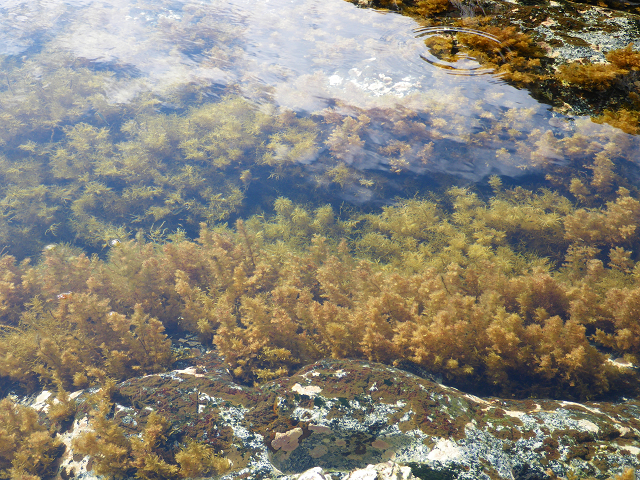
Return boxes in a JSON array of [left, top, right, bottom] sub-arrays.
[[294, 462, 418, 479], [52, 352, 640, 479]]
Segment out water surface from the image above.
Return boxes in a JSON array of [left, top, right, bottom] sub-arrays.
[[0, 0, 638, 253]]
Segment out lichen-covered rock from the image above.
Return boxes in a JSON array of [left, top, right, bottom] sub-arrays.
[[343, 462, 416, 480], [52, 352, 640, 480], [352, 0, 640, 132], [255, 359, 640, 479], [291, 462, 417, 480]]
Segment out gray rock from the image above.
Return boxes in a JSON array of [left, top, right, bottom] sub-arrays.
[[50, 354, 640, 479]]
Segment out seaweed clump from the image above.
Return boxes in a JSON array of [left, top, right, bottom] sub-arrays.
[[1, 182, 640, 400], [0, 251, 174, 392], [427, 24, 546, 85], [557, 42, 640, 92], [0, 398, 62, 480], [73, 383, 230, 480]]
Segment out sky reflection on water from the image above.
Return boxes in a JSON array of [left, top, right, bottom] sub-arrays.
[[1, 0, 640, 184]]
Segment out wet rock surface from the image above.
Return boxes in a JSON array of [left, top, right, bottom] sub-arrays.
[[353, 0, 640, 126], [480, 0, 640, 116], [470, 0, 640, 64], [46, 349, 640, 480]]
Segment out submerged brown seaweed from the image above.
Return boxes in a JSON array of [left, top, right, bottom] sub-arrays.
[[1, 1, 640, 477], [2, 184, 640, 401], [0, 52, 639, 260]]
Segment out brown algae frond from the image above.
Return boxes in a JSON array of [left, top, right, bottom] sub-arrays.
[[2, 186, 640, 400]]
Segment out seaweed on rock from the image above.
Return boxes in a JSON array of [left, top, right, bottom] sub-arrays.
[[354, 0, 640, 136], [0, 398, 62, 480], [74, 384, 230, 480]]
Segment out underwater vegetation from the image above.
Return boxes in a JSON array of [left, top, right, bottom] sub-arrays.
[[1, 2, 640, 479], [1, 49, 640, 260], [0, 0, 639, 408], [0, 398, 62, 480], [2, 180, 640, 401], [72, 382, 230, 480], [0, 52, 323, 256]]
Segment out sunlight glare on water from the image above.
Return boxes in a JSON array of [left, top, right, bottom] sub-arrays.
[[1, 0, 640, 183]]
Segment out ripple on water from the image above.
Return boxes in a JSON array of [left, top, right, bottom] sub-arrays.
[[414, 26, 505, 76]]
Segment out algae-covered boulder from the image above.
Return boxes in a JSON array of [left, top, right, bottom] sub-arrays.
[[49, 352, 640, 479]]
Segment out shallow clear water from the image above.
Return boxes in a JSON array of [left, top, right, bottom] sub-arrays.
[[2, 0, 636, 167], [0, 0, 639, 253], [3, 0, 640, 453]]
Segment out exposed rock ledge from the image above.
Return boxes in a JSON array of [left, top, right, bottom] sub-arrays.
[[31, 352, 640, 480]]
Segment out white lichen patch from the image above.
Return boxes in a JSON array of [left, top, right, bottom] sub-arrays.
[[292, 383, 322, 396], [559, 400, 605, 415], [462, 393, 491, 406], [58, 416, 99, 480], [426, 439, 463, 461], [174, 366, 205, 377], [574, 419, 599, 433], [618, 426, 632, 436], [622, 445, 640, 455], [216, 402, 273, 478], [399, 410, 414, 423], [28, 390, 53, 412], [503, 410, 526, 419], [69, 390, 84, 400]]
